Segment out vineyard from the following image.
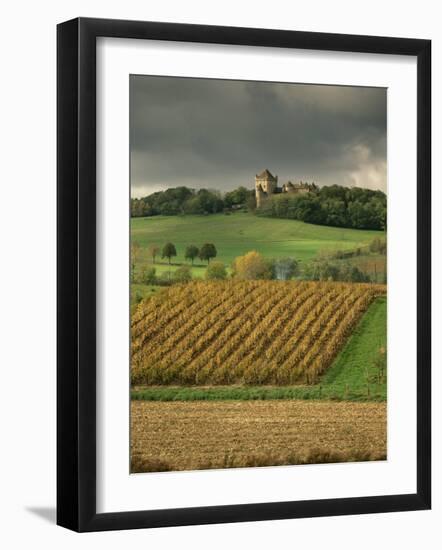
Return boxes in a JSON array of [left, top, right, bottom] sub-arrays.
[[131, 280, 386, 386]]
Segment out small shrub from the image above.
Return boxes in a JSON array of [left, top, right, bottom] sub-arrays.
[[141, 266, 156, 285], [173, 265, 192, 283], [369, 237, 387, 255], [206, 261, 228, 280]]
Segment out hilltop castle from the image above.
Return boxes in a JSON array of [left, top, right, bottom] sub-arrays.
[[255, 169, 311, 208]]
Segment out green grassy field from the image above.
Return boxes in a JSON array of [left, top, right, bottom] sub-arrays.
[[131, 213, 383, 279], [131, 296, 387, 402], [321, 295, 386, 395]]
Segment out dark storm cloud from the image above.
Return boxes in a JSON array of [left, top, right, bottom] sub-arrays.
[[130, 75, 386, 197]]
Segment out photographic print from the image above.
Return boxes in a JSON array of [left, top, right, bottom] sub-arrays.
[[129, 75, 387, 474]]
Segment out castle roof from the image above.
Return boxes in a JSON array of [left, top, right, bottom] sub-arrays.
[[257, 169, 276, 179]]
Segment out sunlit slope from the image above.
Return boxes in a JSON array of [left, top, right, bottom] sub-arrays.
[[131, 213, 382, 270]]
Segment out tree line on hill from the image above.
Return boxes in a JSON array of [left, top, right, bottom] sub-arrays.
[[131, 184, 386, 231], [132, 241, 218, 266], [131, 240, 220, 286], [131, 186, 254, 217], [257, 185, 386, 230]]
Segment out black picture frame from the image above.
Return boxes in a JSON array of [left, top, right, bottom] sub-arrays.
[[57, 17, 431, 532]]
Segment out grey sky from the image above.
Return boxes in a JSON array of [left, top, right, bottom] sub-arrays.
[[130, 75, 386, 198]]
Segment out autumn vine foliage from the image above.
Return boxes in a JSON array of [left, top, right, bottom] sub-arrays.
[[131, 280, 386, 386]]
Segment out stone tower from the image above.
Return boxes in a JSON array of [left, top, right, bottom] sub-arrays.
[[255, 169, 278, 208]]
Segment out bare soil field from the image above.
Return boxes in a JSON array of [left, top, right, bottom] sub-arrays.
[[131, 400, 386, 472]]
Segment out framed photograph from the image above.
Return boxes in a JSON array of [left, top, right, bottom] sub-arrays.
[[57, 17, 431, 532]]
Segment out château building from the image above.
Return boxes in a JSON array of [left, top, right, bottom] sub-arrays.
[[255, 169, 311, 208]]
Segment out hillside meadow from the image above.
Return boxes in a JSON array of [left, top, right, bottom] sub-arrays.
[[131, 212, 383, 280]]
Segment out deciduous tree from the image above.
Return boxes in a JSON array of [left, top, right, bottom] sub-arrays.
[[162, 242, 177, 265], [199, 243, 217, 264], [147, 244, 160, 264], [232, 251, 272, 280], [272, 257, 298, 280], [184, 245, 199, 265]]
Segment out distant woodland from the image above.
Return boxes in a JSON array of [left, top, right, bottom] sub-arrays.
[[131, 184, 386, 231]]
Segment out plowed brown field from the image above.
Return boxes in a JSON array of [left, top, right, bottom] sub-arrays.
[[131, 400, 386, 472]]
